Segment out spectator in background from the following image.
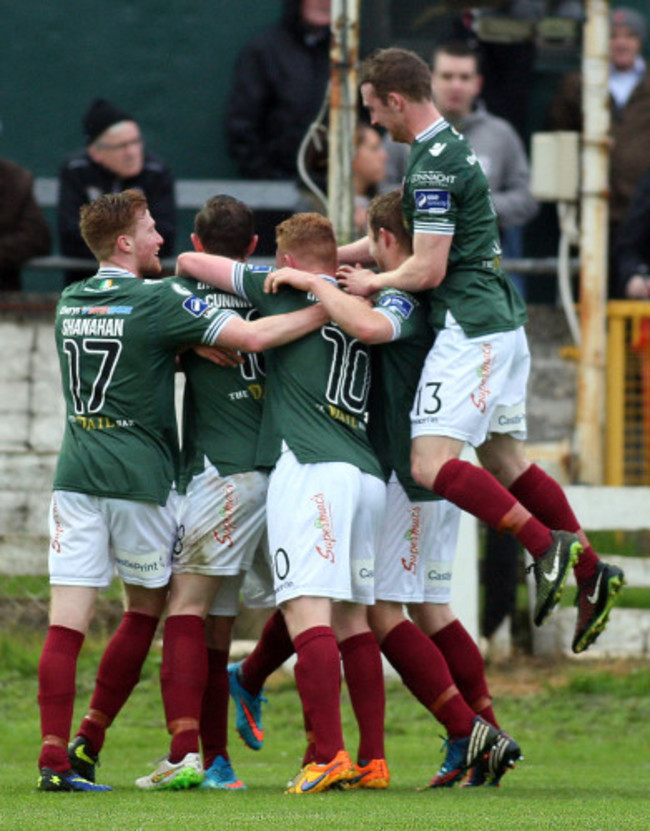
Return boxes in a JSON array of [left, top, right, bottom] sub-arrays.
[[352, 123, 388, 238], [57, 98, 176, 284], [549, 5, 650, 290], [430, 41, 538, 298], [612, 168, 650, 299], [225, 0, 331, 181], [0, 156, 51, 291]]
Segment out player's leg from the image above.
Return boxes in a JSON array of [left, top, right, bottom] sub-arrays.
[[268, 452, 360, 792], [69, 496, 174, 785], [155, 572, 217, 774], [333, 602, 387, 788], [411, 327, 582, 624], [200, 610, 246, 789], [227, 535, 293, 751], [332, 469, 388, 788], [138, 467, 268, 790], [409, 601, 520, 787], [478, 432, 625, 651], [371, 485, 499, 788], [228, 609, 293, 750], [283, 595, 356, 793], [70, 585, 166, 782], [39, 586, 96, 780], [38, 492, 112, 792]]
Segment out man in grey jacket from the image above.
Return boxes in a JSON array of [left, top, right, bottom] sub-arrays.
[[430, 41, 538, 291]]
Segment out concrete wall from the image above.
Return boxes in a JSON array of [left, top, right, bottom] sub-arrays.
[[0, 309, 62, 573]]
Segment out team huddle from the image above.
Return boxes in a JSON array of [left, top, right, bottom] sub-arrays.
[[36, 48, 624, 795]]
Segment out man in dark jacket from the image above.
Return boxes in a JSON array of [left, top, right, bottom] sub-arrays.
[[549, 7, 650, 242], [0, 157, 51, 291], [225, 0, 331, 181], [57, 98, 176, 284], [612, 169, 650, 299]]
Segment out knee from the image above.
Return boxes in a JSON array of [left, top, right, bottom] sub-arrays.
[[368, 602, 406, 644]]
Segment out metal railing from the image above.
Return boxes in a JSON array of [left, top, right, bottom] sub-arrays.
[[606, 301, 650, 486]]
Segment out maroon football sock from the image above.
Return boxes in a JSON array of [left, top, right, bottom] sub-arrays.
[[434, 458, 553, 558], [160, 614, 208, 763], [293, 626, 344, 762], [38, 625, 85, 771], [240, 609, 294, 694], [200, 647, 230, 768], [77, 611, 159, 755], [510, 464, 599, 583], [339, 632, 385, 762], [432, 620, 498, 728], [381, 620, 474, 738]]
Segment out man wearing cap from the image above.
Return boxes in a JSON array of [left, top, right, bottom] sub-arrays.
[[57, 98, 176, 284], [549, 6, 650, 292]]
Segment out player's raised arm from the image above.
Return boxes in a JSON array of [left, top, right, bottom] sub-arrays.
[[214, 302, 329, 353], [176, 251, 237, 292], [267, 266, 393, 345], [337, 235, 374, 266], [339, 232, 451, 297]]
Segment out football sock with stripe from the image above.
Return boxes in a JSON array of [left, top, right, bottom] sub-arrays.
[[161, 614, 207, 763], [293, 626, 344, 763], [340, 632, 385, 762], [434, 458, 553, 558], [432, 619, 498, 728], [38, 625, 85, 771], [510, 463, 598, 584]]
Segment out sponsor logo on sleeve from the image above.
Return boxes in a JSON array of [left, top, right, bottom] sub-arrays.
[[414, 189, 450, 214], [182, 296, 210, 317], [377, 293, 414, 319]]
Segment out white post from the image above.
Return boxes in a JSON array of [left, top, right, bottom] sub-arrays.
[[577, 0, 610, 484], [328, 0, 360, 244]]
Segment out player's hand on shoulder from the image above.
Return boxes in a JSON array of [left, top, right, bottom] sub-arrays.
[[264, 267, 312, 294], [336, 264, 375, 297]]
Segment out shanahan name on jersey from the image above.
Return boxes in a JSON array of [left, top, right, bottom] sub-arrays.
[[53, 267, 234, 505], [61, 317, 125, 337]]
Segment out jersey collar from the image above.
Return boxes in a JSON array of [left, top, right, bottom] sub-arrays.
[[96, 266, 137, 279], [415, 117, 448, 144]]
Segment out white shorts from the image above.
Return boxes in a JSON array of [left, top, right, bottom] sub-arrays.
[[173, 465, 268, 577], [48, 490, 177, 589], [375, 474, 460, 604], [411, 314, 529, 447], [266, 449, 386, 605]]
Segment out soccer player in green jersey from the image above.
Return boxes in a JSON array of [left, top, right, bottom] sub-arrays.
[[177, 213, 388, 794], [38, 190, 327, 792], [136, 196, 307, 791], [337, 47, 624, 657], [268, 190, 518, 787]]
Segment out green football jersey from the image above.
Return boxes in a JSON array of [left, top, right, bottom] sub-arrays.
[[231, 263, 384, 479], [368, 288, 438, 502], [174, 278, 265, 487], [403, 119, 528, 337], [53, 267, 236, 505]]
